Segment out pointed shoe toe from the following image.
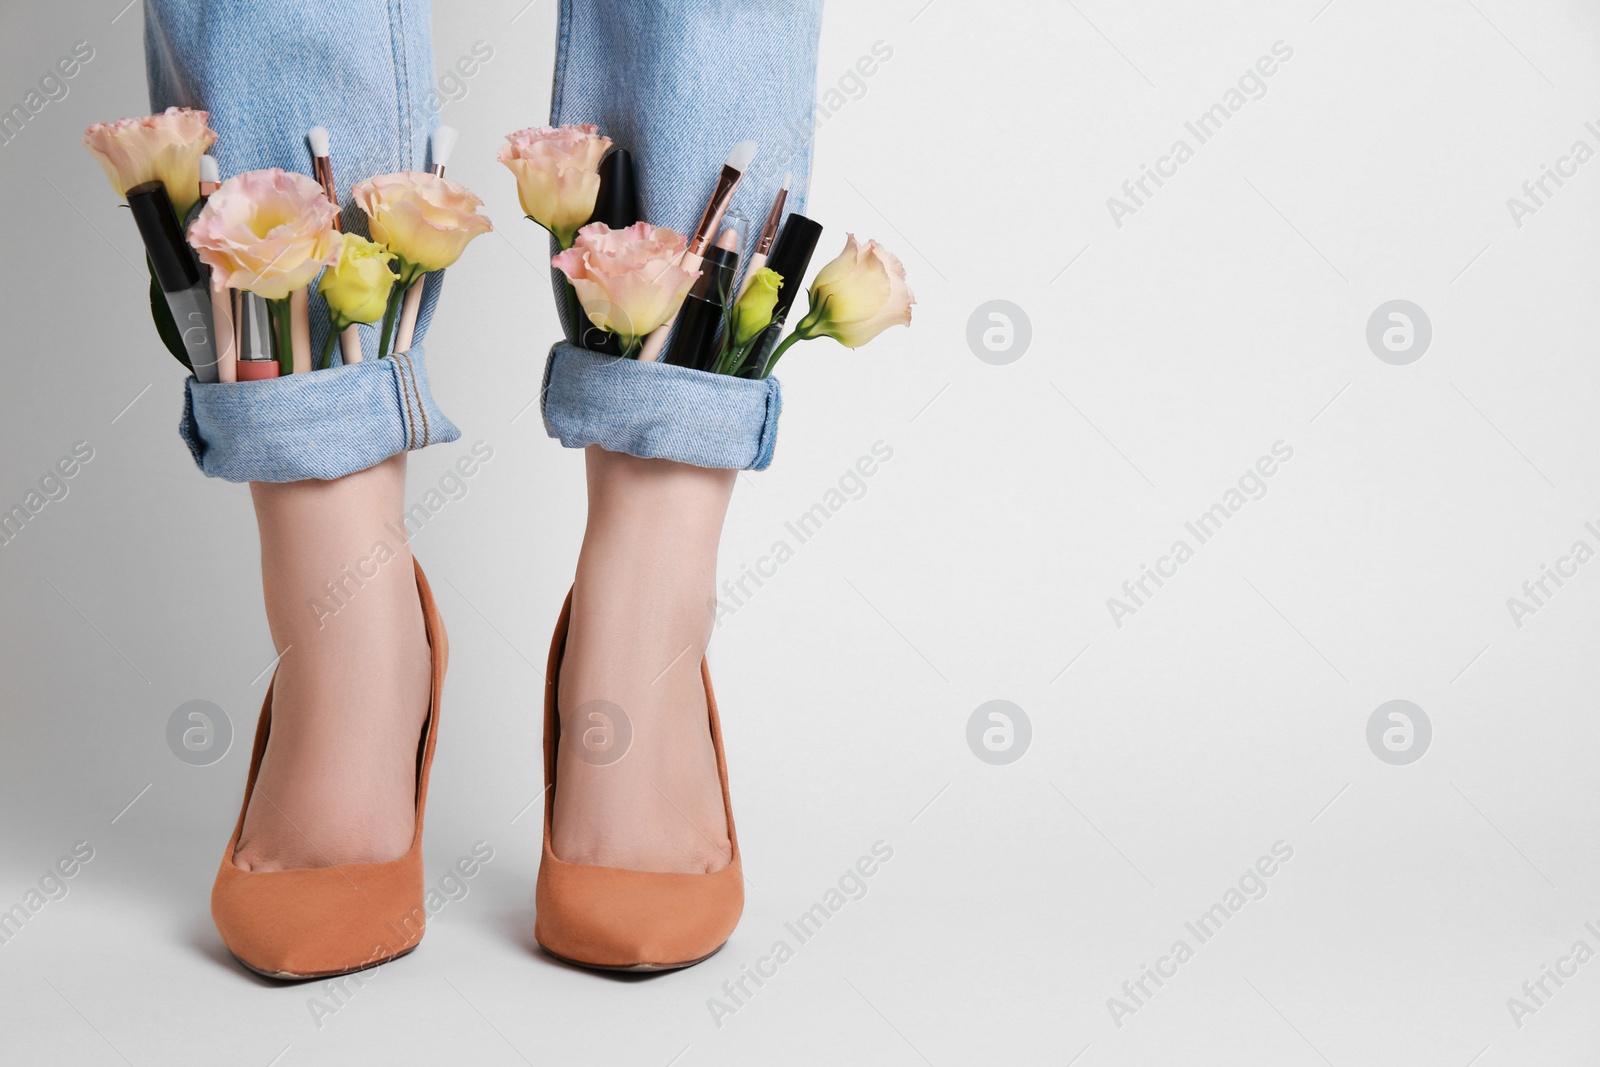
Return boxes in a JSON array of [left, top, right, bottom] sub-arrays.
[[212, 856, 426, 979], [534, 843, 743, 971]]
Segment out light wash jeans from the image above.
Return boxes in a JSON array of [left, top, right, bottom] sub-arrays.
[[148, 0, 821, 479]]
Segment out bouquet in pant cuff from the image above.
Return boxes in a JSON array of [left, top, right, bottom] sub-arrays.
[[83, 107, 491, 382], [501, 123, 914, 377]]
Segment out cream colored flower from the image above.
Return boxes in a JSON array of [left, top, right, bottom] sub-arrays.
[[187, 169, 341, 300], [498, 124, 611, 247], [83, 107, 217, 217], [353, 171, 493, 275], [800, 234, 914, 348], [552, 222, 699, 350], [730, 268, 783, 347]]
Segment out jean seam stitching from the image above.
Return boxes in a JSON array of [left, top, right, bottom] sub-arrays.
[[397, 349, 430, 448], [389, 0, 409, 170], [549, 0, 574, 123], [393, 355, 417, 450]]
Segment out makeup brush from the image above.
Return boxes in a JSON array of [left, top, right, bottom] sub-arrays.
[[638, 139, 758, 362], [289, 288, 311, 373], [198, 153, 221, 201], [308, 125, 362, 365], [736, 171, 789, 301], [307, 126, 340, 230], [197, 155, 237, 382], [428, 125, 457, 178], [393, 125, 458, 355]]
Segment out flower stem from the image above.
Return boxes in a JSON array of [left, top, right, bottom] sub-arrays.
[[718, 340, 749, 377], [268, 297, 294, 376], [376, 280, 403, 361], [318, 321, 341, 371], [761, 327, 808, 378]]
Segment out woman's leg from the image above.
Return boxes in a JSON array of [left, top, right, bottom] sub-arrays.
[[554, 448, 735, 873], [146, 0, 445, 870], [236, 456, 431, 871], [545, 0, 823, 873]]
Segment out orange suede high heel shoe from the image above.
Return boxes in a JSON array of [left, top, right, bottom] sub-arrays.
[[534, 592, 744, 971], [210, 558, 447, 980]]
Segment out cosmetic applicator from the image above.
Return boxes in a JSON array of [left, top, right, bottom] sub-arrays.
[[198, 155, 238, 382], [288, 288, 311, 373], [427, 125, 457, 178], [198, 153, 221, 200], [127, 180, 219, 382], [390, 125, 457, 356], [590, 149, 640, 229], [307, 125, 364, 365], [308, 125, 338, 216], [736, 172, 789, 301], [663, 218, 745, 372], [740, 212, 822, 379], [235, 295, 278, 380], [638, 139, 758, 362]]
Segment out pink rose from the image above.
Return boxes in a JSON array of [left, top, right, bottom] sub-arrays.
[[187, 169, 341, 300], [352, 171, 492, 275], [552, 222, 700, 350], [499, 124, 612, 246], [83, 107, 217, 216]]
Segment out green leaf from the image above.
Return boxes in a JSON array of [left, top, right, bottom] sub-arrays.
[[146, 258, 193, 372]]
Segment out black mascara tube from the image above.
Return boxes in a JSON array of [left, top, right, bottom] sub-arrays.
[[579, 150, 641, 355], [739, 212, 821, 378]]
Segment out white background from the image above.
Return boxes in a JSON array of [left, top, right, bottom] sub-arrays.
[[3, 0, 1600, 1063]]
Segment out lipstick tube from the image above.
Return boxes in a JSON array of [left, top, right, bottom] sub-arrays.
[[235, 294, 279, 380], [663, 243, 740, 371]]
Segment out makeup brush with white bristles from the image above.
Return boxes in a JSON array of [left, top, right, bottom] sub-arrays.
[[307, 125, 340, 231], [198, 153, 221, 201], [429, 124, 458, 177], [307, 125, 363, 365], [638, 139, 758, 362], [393, 125, 459, 354]]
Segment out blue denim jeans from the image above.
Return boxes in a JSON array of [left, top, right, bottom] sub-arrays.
[[543, 344, 780, 470], [181, 347, 458, 482], [147, 0, 821, 480]]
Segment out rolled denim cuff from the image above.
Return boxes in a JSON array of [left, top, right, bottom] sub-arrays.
[[540, 343, 782, 471], [179, 348, 460, 483]]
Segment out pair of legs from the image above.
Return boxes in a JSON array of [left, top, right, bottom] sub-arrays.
[[237, 448, 734, 876], [150, 0, 823, 878]]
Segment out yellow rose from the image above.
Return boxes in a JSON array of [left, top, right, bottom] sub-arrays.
[[318, 234, 396, 326], [730, 268, 783, 347], [352, 171, 493, 276]]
